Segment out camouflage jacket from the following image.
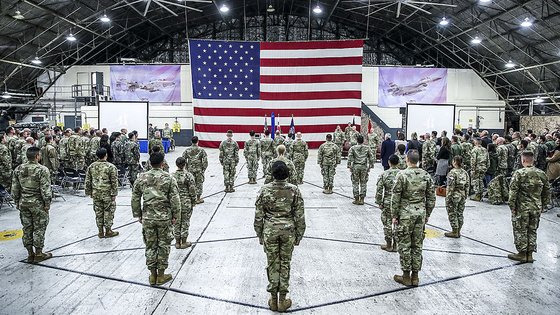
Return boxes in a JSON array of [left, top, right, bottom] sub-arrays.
[[470, 146, 489, 174], [19, 143, 33, 164], [260, 137, 276, 158], [81, 136, 91, 155], [460, 142, 473, 166], [254, 180, 306, 243], [422, 140, 436, 161], [148, 138, 163, 153], [375, 167, 400, 208], [274, 135, 285, 148], [58, 136, 69, 160], [13, 138, 26, 163], [446, 168, 470, 199], [11, 161, 52, 208], [508, 166, 550, 212], [347, 144, 374, 169], [89, 136, 101, 157], [450, 143, 462, 161], [265, 156, 298, 185], [333, 130, 344, 144], [505, 143, 517, 171], [182, 144, 208, 173], [391, 167, 435, 220], [7, 135, 18, 160], [111, 138, 125, 164], [291, 139, 309, 162], [368, 132, 380, 150], [124, 140, 140, 164], [219, 139, 239, 165], [244, 138, 261, 160], [317, 141, 341, 166], [85, 160, 118, 200], [344, 126, 353, 141], [496, 145, 508, 171], [396, 153, 407, 170], [172, 169, 197, 207], [67, 134, 84, 157], [162, 127, 173, 139], [40, 144, 59, 173], [132, 168, 181, 221], [0, 143, 12, 181]]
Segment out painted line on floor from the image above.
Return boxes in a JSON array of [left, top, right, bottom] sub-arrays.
[[540, 216, 559, 225], [304, 235, 383, 246], [196, 236, 258, 244]]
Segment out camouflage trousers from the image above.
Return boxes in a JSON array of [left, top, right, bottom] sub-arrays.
[[69, 156, 85, 170], [93, 198, 116, 229], [320, 164, 336, 189], [261, 155, 273, 176], [380, 203, 393, 242], [246, 157, 259, 181], [512, 210, 540, 253], [191, 170, 205, 199], [263, 223, 296, 294], [396, 213, 426, 271], [421, 158, 435, 173], [293, 159, 305, 184], [222, 163, 237, 186], [351, 165, 369, 199], [173, 202, 193, 239], [127, 164, 139, 185], [445, 195, 466, 230], [470, 171, 485, 197], [19, 204, 49, 248], [142, 220, 172, 270], [487, 175, 508, 205], [0, 173, 11, 192]]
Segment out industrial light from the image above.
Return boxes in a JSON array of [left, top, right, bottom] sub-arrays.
[[471, 36, 482, 44], [313, 5, 322, 14], [479, 0, 491, 3], [66, 33, 77, 41], [505, 60, 515, 68], [534, 97, 544, 103], [219, 4, 229, 13], [1, 92, 11, 99], [31, 56, 42, 65], [439, 17, 449, 26], [12, 10, 25, 20], [520, 17, 532, 27], [267, 5, 275, 13], [100, 14, 111, 23]]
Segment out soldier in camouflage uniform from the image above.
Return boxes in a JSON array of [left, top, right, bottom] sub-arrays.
[[344, 122, 353, 143], [444, 156, 470, 238], [244, 130, 261, 184], [274, 130, 285, 149], [36, 128, 49, 149], [349, 126, 359, 147], [368, 126, 379, 161], [80, 130, 91, 167], [450, 135, 462, 163], [182, 136, 208, 203], [40, 135, 59, 177], [284, 133, 294, 158], [488, 137, 510, 205], [396, 144, 407, 170], [504, 135, 517, 177], [162, 123, 174, 151], [254, 161, 306, 312], [5, 127, 18, 167], [124, 132, 141, 186], [19, 137, 35, 164], [172, 157, 197, 249], [333, 125, 344, 153], [111, 133, 125, 168], [12, 130, 28, 168], [219, 130, 240, 192], [143, 146, 170, 173], [88, 130, 102, 164], [317, 134, 341, 194], [375, 155, 400, 252], [12, 147, 53, 263], [67, 127, 86, 170], [260, 130, 275, 176], [148, 124, 155, 140], [470, 138, 489, 201], [391, 150, 435, 287], [460, 134, 473, 173], [0, 134, 12, 191], [421, 133, 436, 173], [508, 151, 550, 263], [148, 131, 164, 154], [347, 135, 374, 205], [132, 151, 181, 285], [58, 129, 71, 168], [291, 132, 308, 184], [85, 148, 119, 239], [265, 145, 298, 186]]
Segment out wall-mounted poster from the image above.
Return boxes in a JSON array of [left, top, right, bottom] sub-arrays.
[[110, 65, 181, 102], [378, 67, 447, 107]]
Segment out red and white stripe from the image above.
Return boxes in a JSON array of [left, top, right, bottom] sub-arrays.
[[194, 40, 363, 149]]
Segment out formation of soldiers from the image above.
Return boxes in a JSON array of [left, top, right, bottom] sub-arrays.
[[1, 123, 554, 312]]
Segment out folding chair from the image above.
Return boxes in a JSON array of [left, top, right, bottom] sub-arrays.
[[117, 165, 129, 189], [0, 185, 14, 209], [62, 168, 84, 194]]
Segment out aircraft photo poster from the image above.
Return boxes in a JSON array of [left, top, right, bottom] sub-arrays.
[[110, 65, 182, 102], [378, 67, 447, 107]]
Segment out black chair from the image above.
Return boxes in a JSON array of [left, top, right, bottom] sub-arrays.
[[117, 165, 129, 188], [0, 185, 14, 209]]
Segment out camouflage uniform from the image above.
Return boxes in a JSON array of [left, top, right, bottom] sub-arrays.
[[450, 143, 462, 163], [6, 135, 18, 167], [368, 132, 379, 159], [254, 179, 306, 295], [58, 136, 69, 168], [505, 142, 517, 176], [88, 136, 101, 164], [333, 129, 344, 150], [172, 169, 197, 239], [391, 167, 435, 272], [317, 140, 341, 191], [508, 166, 550, 254], [421, 140, 436, 172], [111, 136, 124, 167], [219, 138, 240, 190], [244, 138, 261, 183], [124, 139, 141, 185], [265, 156, 298, 186], [0, 143, 12, 190], [68, 134, 85, 170], [446, 168, 470, 232], [148, 138, 163, 154], [260, 137, 276, 176], [375, 166, 400, 247], [347, 144, 374, 203], [349, 130, 358, 147], [132, 168, 181, 270], [274, 135, 285, 148], [12, 161, 52, 249], [162, 127, 174, 149], [396, 152, 407, 170], [460, 141, 473, 173], [13, 137, 26, 167], [85, 161, 118, 230], [344, 126, 353, 142], [291, 139, 308, 184], [81, 135, 91, 166], [40, 143, 59, 177], [182, 144, 208, 200], [470, 146, 489, 199], [284, 137, 293, 159], [20, 143, 33, 164], [488, 145, 509, 204]]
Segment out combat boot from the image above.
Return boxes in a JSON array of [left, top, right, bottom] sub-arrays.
[[197, 198, 205, 204], [381, 239, 393, 252], [277, 293, 292, 312], [104, 229, 119, 238], [268, 293, 278, 311], [444, 229, 459, 238], [25, 245, 35, 263], [181, 238, 192, 249], [527, 252, 534, 263], [393, 270, 412, 286], [230, 185, 236, 192], [33, 248, 53, 263], [358, 197, 365, 205], [352, 197, 359, 205], [149, 268, 157, 285], [175, 238, 181, 249], [323, 187, 329, 194], [508, 251, 528, 262], [156, 269, 173, 285], [411, 271, 419, 287], [470, 194, 482, 202], [97, 227, 105, 239]]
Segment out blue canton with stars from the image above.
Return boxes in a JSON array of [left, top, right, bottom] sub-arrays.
[[189, 39, 260, 100]]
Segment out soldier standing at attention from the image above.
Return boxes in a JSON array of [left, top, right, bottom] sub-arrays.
[[111, 132, 125, 168], [0, 133, 12, 191], [333, 125, 344, 152], [68, 127, 85, 170], [148, 123, 155, 140], [391, 150, 435, 287], [375, 154, 401, 252], [265, 145, 298, 185], [274, 130, 285, 148], [182, 136, 208, 204], [347, 135, 374, 205], [367, 126, 379, 161], [450, 135, 463, 162], [132, 151, 181, 285], [444, 156, 470, 238], [460, 134, 473, 173], [396, 144, 407, 170], [508, 151, 550, 263], [85, 148, 119, 238], [124, 132, 141, 186], [219, 130, 240, 192], [40, 135, 59, 177], [260, 130, 275, 176], [12, 147, 53, 263], [148, 131, 164, 154], [344, 122, 353, 143], [244, 130, 261, 184], [291, 132, 308, 185], [88, 130, 101, 165], [317, 134, 341, 194], [58, 129, 71, 168], [19, 137, 35, 164], [421, 133, 436, 173], [470, 138, 489, 201], [81, 130, 91, 167], [254, 161, 306, 312], [172, 157, 197, 249]]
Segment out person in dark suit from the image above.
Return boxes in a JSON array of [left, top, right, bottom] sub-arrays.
[[381, 133, 396, 170]]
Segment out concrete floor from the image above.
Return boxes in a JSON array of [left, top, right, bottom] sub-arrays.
[[1, 147, 559, 314]]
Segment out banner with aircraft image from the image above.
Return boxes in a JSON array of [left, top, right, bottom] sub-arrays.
[[110, 65, 181, 102], [378, 67, 447, 107]]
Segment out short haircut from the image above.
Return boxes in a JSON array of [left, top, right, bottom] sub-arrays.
[[432, 131, 437, 137], [522, 151, 534, 160], [397, 143, 405, 154], [249, 130, 255, 137], [191, 136, 199, 144], [45, 135, 53, 142], [271, 161, 289, 180], [264, 129, 270, 136], [357, 134, 364, 144], [464, 134, 470, 141], [26, 146, 40, 160], [128, 132, 135, 139], [406, 150, 420, 164], [151, 146, 161, 153], [276, 144, 286, 155], [150, 152, 165, 166], [539, 135, 546, 142], [6, 126, 14, 134], [504, 135, 512, 142], [326, 134, 332, 140], [96, 148, 108, 159], [227, 129, 233, 135], [74, 127, 81, 133], [451, 135, 458, 143], [453, 155, 463, 167], [520, 139, 528, 148], [388, 154, 400, 166], [176, 157, 186, 168]]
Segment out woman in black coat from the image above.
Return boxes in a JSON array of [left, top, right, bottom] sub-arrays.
[[435, 137, 451, 186], [99, 134, 113, 163]]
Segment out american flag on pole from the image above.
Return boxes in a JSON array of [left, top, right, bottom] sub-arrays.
[[189, 39, 363, 148]]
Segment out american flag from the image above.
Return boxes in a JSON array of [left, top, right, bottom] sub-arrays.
[[189, 39, 363, 148]]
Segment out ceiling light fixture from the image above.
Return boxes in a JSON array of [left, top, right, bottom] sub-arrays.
[[1, 92, 12, 99], [439, 17, 449, 26], [521, 17, 532, 27], [12, 10, 25, 20], [31, 56, 42, 65], [505, 60, 515, 68], [534, 97, 544, 104], [267, 5, 275, 13], [471, 36, 482, 44], [100, 14, 111, 23], [313, 5, 322, 14], [219, 4, 229, 13], [479, 0, 492, 3], [66, 33, 77, 41]]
